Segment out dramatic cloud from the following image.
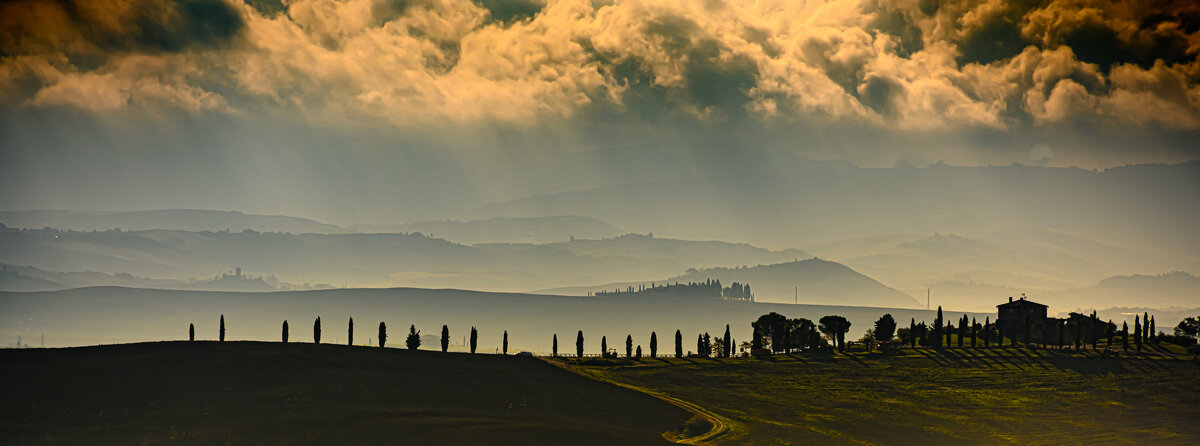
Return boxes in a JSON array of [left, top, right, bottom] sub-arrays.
[[1, 0, 1199, 130]]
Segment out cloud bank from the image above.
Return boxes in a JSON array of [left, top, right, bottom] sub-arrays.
[[2, 0, 1197, 132]]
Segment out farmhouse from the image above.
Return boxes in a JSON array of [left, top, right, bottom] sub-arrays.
[[996, 295, 1047, 339]]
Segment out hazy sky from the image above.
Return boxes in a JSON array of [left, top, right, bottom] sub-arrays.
[[2, 0, 1199, 224]]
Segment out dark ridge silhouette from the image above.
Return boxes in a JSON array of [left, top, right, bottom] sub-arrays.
[[0, 342, 693, 444]]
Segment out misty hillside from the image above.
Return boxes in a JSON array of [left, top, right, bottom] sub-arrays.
[[0, 226, 809, 293], [801, 228, 1200, 312], [668, 259, 920, 308], [0, 209, 350, 234], [541, 233, 808, 271], [352, 216, 623, 244], [478, 162, 1200, 255], [1061, 272, 1200, 310], [535, 258, 918, 309]]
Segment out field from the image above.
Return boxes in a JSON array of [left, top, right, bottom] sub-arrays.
[[0, 342, 695, 445], [557, 347, 1200, 445]]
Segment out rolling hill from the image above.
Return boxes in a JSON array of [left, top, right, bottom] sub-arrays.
[[0, 342, 694, 445], [0, 209, 349, 234]]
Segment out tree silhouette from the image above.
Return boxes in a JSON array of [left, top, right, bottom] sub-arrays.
[[1134, 315, 1142, 351], [819, 315, 851, 352], [1150, 316, 1156, 343], [909, 318, 916, 347], [189, 323, 194, 342], [997, 320, 1004, 348], [723, 325, 732, 357], [932, 306, 943, 348], [219, 315, 225, 342], [576, 330, 584, 358], [1121, 321, 1129, 351], [751, 327, 763, 351], [650, 332, 658, 358], [470, 326, 478, 354], [553, 334, 558, 356], [1106, 320, 1115, 349], [958, 315, 967, 347], [875, 314, 896, 342], [984, 317, 990, 348], [1142, 312, 1149, 342], [440, 325, 450, 352], [970, 317, 978, 347], [314, 316, 321, 344], [675, 330, 683, 358], [625, 335, 633, 358], [636, 345, 642, 358], [282, 320, 289, 343], [379, 322, 387, 348], [406, 324, 420, 351], [503, 330, 509, 355], [348, 317, 354, 346], [754, 312, 789, 353], [602, 336, 608, 358]]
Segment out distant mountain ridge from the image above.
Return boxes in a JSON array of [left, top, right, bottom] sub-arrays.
[[352, 215, 623, 244], [0, 209, 349, 234]]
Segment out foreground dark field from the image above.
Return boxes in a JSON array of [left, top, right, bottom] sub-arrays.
[[559, 348, 1200, 445], [0, 342, 694, 445]]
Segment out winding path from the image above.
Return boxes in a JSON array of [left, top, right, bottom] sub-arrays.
[[539, 358, 729, 445]]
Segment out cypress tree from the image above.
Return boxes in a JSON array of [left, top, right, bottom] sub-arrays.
[[984, 317, 990, 348], [933, 306, 943, 348], [314, 316, 321, 344], [636, 345, 642, 358], [1134, 316, 1142, 351], [219, 315, 225, 342], [675, 330, 683, 358], [723, 325, 732, 358], [626, 334, 633, 358], [348, 317, 354, 346], [470, 326, 478, 354], [909, 318, 917, 348], [697, 334, 704, 357], [1121, 321, 1128, 351], [1150, 316, 1156, 343], [406, 325, 421, 351], [440, 325, 449, 353], [1142, 312, 1149, 342], [553, 334, 558, 356], [576, 330, 584, 358], [189, 323, 194, 342], [970, 317, 977, 347], [378, 322, 387, 348], [650, 332, 658, 358], [751, 328, 763, 351], [1106, 320, 1114, 349], [282, 320, 289, 343], [957, 316, 966, 347], [997, 321, 1004, 348], [602, 336, 608, 358], [503, 330, 508, 355]]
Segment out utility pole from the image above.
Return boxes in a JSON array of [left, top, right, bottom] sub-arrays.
[[795, 286, 798, 304]]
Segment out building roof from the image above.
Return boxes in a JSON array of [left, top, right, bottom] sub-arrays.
[[997, 298, 1047, 309]]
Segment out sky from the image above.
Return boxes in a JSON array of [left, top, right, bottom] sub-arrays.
[[1, 0, 1199, 225]]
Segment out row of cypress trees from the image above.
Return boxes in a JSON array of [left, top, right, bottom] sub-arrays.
[[549, 327, 733, 358]]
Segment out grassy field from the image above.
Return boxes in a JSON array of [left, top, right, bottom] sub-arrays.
[[556, 347, 1200, 445], [0, 342, 695, 445]]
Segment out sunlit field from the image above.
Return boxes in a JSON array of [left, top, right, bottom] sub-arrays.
[[557, 346, 1200, 445]]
